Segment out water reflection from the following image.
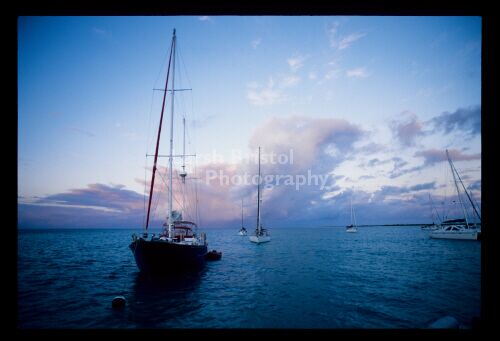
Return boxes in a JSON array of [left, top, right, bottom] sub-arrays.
[[126, 270, 205, 328]]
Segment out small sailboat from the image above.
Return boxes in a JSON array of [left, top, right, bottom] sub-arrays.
[[421, 194, 439, 230], [346, 197, 358, 233], [430, 150, 481, 241], [129, 29, 208, 273], [238, 199, 247, 236], [249, 147, 271, 244]]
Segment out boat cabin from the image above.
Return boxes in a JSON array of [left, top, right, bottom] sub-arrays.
[[159, 220, 198, 241]]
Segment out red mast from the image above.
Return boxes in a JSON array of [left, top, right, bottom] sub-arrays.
[[144, 29, 176, 233]]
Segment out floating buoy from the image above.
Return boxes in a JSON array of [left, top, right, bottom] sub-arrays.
[[112, 296, 127, 309], [428, 316, 459, 329]]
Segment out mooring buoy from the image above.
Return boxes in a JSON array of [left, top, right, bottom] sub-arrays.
[[112, 296, 127, 309]]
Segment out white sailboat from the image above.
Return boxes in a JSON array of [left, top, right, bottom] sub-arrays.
[[421, 194, 439, 230], [238, 199, 247, 236], [346, 197, 358, 233], [430, 150, 481, 241], [249, 147, 271, 244]]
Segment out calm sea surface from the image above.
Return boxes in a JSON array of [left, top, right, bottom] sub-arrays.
[[18, 227, 481, 328]]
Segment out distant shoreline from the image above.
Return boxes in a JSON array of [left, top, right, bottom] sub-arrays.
[[17, 224, 433, 230], [321, 224, 428, 228]]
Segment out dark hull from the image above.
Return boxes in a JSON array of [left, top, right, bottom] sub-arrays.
[[130, 239, 207, 274]]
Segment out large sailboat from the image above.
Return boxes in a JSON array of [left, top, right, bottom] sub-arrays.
[[429, 150, 481, 241], [130, 29, 208, 273], [249, 147, 271, 244]]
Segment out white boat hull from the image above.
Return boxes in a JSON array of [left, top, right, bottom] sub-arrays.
[[249, 235, 271, 244], [430, 230, 480, 240], [346, 228, 357, 233], [238, 231, 247, 236]]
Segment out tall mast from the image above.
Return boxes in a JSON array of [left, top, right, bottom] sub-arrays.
[[181, 117, 186, 183], [446, 149, 469, 228], [167, 29, 177, 237], [144, 28, 175, 234], [241, 198, 244, 228], [256, 147, 261, 233], [350, 197, 353, 226], [428, 193, 434, 224], [181, 117, 187, 220], [353, 203, 357, 227]]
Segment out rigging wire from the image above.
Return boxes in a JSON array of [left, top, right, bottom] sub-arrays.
[[142, 36, 173, 229]]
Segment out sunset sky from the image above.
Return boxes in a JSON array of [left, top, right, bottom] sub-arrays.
[[18, 16, 481, 229]]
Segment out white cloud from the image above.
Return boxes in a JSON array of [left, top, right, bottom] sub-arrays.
[[328, 22, 366, 51], [282, 75, 300, 87], [328, 22, 340, 46], [246, 89, 283, 106], [246, 81, 259, 89], [337, 33, 366, 50], [246, 78, 284, 106], [199, 16, 210, 21], [328, 59, 340, 66], [346, 68, 369, 78], [325, 69, 341, 80], [251, 38, 262, 49], [92, 27, 111, 39], [308, 72, 317, 80], [287, 55, 307, 72], [247, 73, 301, 105]]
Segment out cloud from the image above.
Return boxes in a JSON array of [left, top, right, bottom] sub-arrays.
[[387, 148, 481, 179], [19, 183, 146, 228], [346, 68, 369, 78], [328, 22, 366, 51], [414, 148, 481, 166], [357, 142, 386, 155], [251, 38, 262, 49], [35, 183, 144, 212], [246, 78, 284, 106], [325, 69, 341, 80], [287, 55, 307, 72], [151, 116, 364, 227], [366, 158, 381, 167], [318, 186, 442, 225], [69, 126, 96, 137], [337, 32, 366, 50], [365, 157, 393, 168], [92, 27, 111, 39], [467, 180, 481, 192], [152, 116, 365, 226], [282, 75, 300, 87], [249, 116, 364, 174], [371, 182, 436, 202], [428, 105, 481, 137], [408, 182, 437, 191], [247, 74, 301, 106], [198, 16, 210, 21], [387, 156, 421, 179], [389, 111, 424, 147]]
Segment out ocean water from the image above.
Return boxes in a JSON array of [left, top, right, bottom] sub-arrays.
[[17, 227, 481, 329]]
